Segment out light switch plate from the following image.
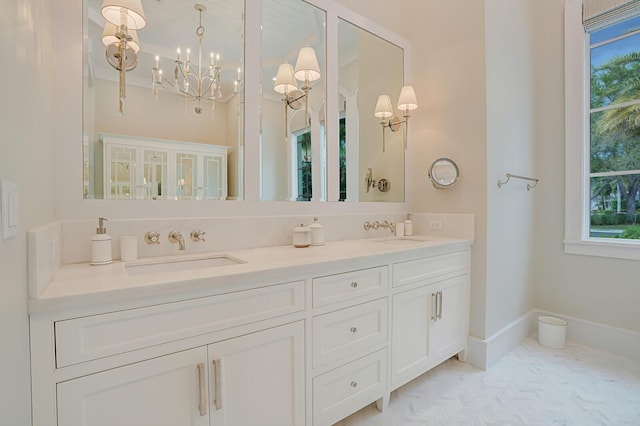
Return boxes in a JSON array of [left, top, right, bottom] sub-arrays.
[[1, 180, 19, 240]]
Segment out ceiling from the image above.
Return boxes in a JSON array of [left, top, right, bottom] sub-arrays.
[[86, 0, 331, 99]]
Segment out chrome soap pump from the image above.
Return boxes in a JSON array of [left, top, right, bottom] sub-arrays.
[[91, 217, 113, 265]]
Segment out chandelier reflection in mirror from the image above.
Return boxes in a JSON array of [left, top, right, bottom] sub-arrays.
[[100, 0, 147, 114], [151, 4, 235, 115]]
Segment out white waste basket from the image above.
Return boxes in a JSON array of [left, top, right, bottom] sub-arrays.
[[538, 316, 567, 349]]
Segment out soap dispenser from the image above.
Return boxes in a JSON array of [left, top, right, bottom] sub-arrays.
[[91, 217, 113, 265], [404, 213, 413, 236], [309, 217, 325, 246]]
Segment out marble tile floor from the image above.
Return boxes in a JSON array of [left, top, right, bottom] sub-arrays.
[[333, 337, 640, 426]]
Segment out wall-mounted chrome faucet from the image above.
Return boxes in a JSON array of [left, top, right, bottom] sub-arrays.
[[168, 230, 186, 251], [364, 220, 396, 235]]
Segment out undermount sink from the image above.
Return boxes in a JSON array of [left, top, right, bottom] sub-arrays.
[[125, 254, 246, 276], [373, 235, 437, 245]]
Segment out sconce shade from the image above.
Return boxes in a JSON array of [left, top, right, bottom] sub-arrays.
[[101, 0, 147, 30], [274, 63, 298, 94], [102, 22, 141, 53], [374, 95, 394, 118], [294, 47, 321, 82], [397, 85, 418, 111]]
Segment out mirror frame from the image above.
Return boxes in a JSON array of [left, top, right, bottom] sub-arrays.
[[428, 158, 459, 189], [54, 0, 413, 220]]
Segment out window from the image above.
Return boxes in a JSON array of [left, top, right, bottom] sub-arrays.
[[296, 131, 312, 201], [339, 117, 347, 201], [565, 0, 640, 259], [588, 16, 640, 240]]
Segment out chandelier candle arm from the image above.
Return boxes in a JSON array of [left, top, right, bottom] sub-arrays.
[[151, 4, 224, 115]]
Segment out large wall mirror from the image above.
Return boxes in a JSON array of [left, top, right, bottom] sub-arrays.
[[260, 0, 327, 201], [83, 0, 245, 201], [77, 0, 408, 207], [338, 18, 405, 202]]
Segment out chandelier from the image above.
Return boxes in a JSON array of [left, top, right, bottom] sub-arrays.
[[151, 4, 223, 114]]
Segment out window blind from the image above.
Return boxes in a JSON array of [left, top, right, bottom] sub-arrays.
[[584, 0, 640, 30]]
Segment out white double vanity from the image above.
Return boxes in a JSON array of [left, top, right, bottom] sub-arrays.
[[29, 234, 471, 426]]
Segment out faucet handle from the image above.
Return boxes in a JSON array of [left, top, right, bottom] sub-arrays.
[[190, 229, 206, 242], [144, 231, 160, 245]]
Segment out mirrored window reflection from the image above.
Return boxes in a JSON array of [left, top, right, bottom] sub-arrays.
[[260, 0, 327, 201], [83, 0, 245, 200]]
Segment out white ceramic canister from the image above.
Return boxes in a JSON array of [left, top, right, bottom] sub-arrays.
[[309, 217, 325, 246], [292, 224, 311, 248]]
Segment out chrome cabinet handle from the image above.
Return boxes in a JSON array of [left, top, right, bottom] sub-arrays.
[[350, 380, 357, 388], [197, 363, 207, 417], [350, 326, 358, 334], [350, 281, 358, 289], [437, 291, 443, 320], [431, 292, 438, 321], [212, 358, 222, 410]]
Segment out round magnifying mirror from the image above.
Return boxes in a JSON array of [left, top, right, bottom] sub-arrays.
[[429, 158, 459, 189]]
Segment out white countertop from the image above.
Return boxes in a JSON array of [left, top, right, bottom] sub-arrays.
[[29, 235, 472, 315]]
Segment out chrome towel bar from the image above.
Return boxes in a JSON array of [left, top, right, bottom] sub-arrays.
[[497, 173, 539, 190]]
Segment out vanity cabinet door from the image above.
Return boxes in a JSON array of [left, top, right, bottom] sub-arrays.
[[57, 347, 209, 426], [391, 274, 468, 389], [390, 285, 432, 389], [208, 321, 305, 426], [428, 275, 466, 363]]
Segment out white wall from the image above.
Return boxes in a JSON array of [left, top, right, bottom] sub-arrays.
[[533, 0, 640, 333], [484, 0, 537, 337], [405, 0, 489, 339], [0, 0, 56, 423]]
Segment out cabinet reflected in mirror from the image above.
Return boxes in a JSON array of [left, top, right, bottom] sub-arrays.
[[260, 0, 327, 201], [83, 0, 244, 200], [338, 18, 405, 202]]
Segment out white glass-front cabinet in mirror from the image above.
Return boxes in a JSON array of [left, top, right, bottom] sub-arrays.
[[102, 134, 229, 200], [57, 322, 304, 426]]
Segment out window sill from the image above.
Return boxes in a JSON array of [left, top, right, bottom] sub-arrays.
[[564, 239, 640, 260]]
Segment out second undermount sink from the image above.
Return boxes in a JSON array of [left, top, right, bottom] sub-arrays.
[[125, 254, 246, 276], [373, 235, 438, 245]]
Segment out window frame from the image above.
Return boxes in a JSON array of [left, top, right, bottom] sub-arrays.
[[564, 0, 640, 259]]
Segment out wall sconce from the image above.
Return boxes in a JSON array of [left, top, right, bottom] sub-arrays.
[[274, 47, 321, 140], [374, 85, 419, 152], [100, 0, 147, 114]]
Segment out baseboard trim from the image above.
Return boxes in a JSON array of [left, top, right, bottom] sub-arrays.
[[466, 310, 537, 369], [466, 309, 640, 370], [535, 309, 640, 360]]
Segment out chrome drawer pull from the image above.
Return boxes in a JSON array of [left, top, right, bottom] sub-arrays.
[[350, 281, 358, 289], [350, 326, 358, 334], [350, 380, 357, 388]]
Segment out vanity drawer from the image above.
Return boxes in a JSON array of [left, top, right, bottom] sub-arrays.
[[313, 349, 387, 426], [393, 251, 468, 287], [54, 281, 304, 368], [312, 266, 388, 307], [312, 298, 387, 368]]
